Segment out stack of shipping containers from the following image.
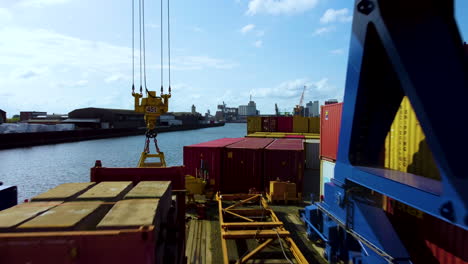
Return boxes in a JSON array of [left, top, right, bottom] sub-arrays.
[[183, 138, 245, 191], [381, 97, 467, 264], [223, 138, 274, 193], [320, 98, 468, 263], [247, 116, 320, 137], [184, 137, 315, 197], [319, 103, 343, 197]]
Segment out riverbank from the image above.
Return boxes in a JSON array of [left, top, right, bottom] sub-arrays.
[[0, 122, 225, 149]]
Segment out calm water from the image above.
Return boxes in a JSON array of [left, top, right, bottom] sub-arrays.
[[0, 123, 246, 201]]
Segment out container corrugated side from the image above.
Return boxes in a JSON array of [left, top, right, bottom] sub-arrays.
[[261, 117, 278, 132], [308, 117, 320, 134], [293, 116, 309, 133], [269, 117, 277, 132], [184, 138, 245, 190], [320, 159, 335, 197], [305, 139, 320, 170], [264, 139, 304, 194], [277, 116, 293, 132], [385, 197, 468, 264], [384, 96, 440, 180], [222, 138, 274, 193], [247, 116, 262, 134], [320, 103, 342, 160]]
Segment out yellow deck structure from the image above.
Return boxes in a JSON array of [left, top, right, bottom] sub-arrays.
[[97, 199, 159, 228], [77, 181, 133, 201], [124, 181, 171, 199], [18, 201, 102, 230], [31, 182, 96, 201], [0, 202, 62, 229]]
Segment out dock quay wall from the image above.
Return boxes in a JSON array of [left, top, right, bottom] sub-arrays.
[[0, 122, 224, 149]]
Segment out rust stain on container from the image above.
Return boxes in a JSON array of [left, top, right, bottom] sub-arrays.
[[384, 96, 440, 180]]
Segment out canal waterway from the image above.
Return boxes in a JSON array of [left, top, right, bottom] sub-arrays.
[[0, 123, 246, 202]]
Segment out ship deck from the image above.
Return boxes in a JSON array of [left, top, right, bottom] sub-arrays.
[[185, 195, 327, 264]]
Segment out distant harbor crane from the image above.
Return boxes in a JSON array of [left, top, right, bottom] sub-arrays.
[[293, 85, 306, 116]]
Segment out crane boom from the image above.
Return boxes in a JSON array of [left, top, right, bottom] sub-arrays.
[[298, 85, 306, 107]]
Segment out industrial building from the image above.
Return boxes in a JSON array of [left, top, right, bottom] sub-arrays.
[[238, 97, 258, 117], [67, 108, 145, 129], [0, 109, 6, 124], [171, 112, 202, 126], [20, 111, 47, 122]]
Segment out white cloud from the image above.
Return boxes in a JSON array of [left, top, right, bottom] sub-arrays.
[[246, 0, 318, 15], [313, 26, 335, 36], [253, 40, 263, 48], [12, 67, 49, 79], [146, 23, 160, 29], [250, 78, 339, 99], [192, 26, 204, 33], [240, 24, 255, 34], [17, 0, 71, 8], [0, 27, 237, 115], [248, 78, 344, 112], [171, 56, 237, 70], [0, 8, 13, 23], [320, 8, 352, 24], [105, 74, 129, 83], [330, 48, 344, 54]]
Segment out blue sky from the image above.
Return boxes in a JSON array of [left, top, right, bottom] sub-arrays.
[[0, 0, 467, 117]]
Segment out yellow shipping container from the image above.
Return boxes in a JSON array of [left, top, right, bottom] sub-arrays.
[[293, 116, 309, 133], [308, 117, 320, 134], [247, 116, 262, 134], [384, 96, 440, 180]]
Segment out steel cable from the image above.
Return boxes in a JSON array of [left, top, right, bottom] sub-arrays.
[[167, 0, 171, 92], [131, 0, 135, 93], [138, 0, 143, 94], [142, 0, 148, 92], [160, 0, 164, 93]]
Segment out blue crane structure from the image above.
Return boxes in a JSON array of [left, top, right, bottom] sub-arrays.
[[302, 0, 467, 263]]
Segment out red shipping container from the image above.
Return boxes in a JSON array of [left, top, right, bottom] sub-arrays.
[[262, 117, 278, 132], [223, 138, 274, 193], [264, 139, 304, 193], [320, 103, 343, 160], [277, 116, 293, 133], [183, 138, 244, 191], [385, 197, 468, 264]]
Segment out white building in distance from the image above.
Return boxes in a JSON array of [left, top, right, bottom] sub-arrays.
[[306, 100, 320, 117]]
